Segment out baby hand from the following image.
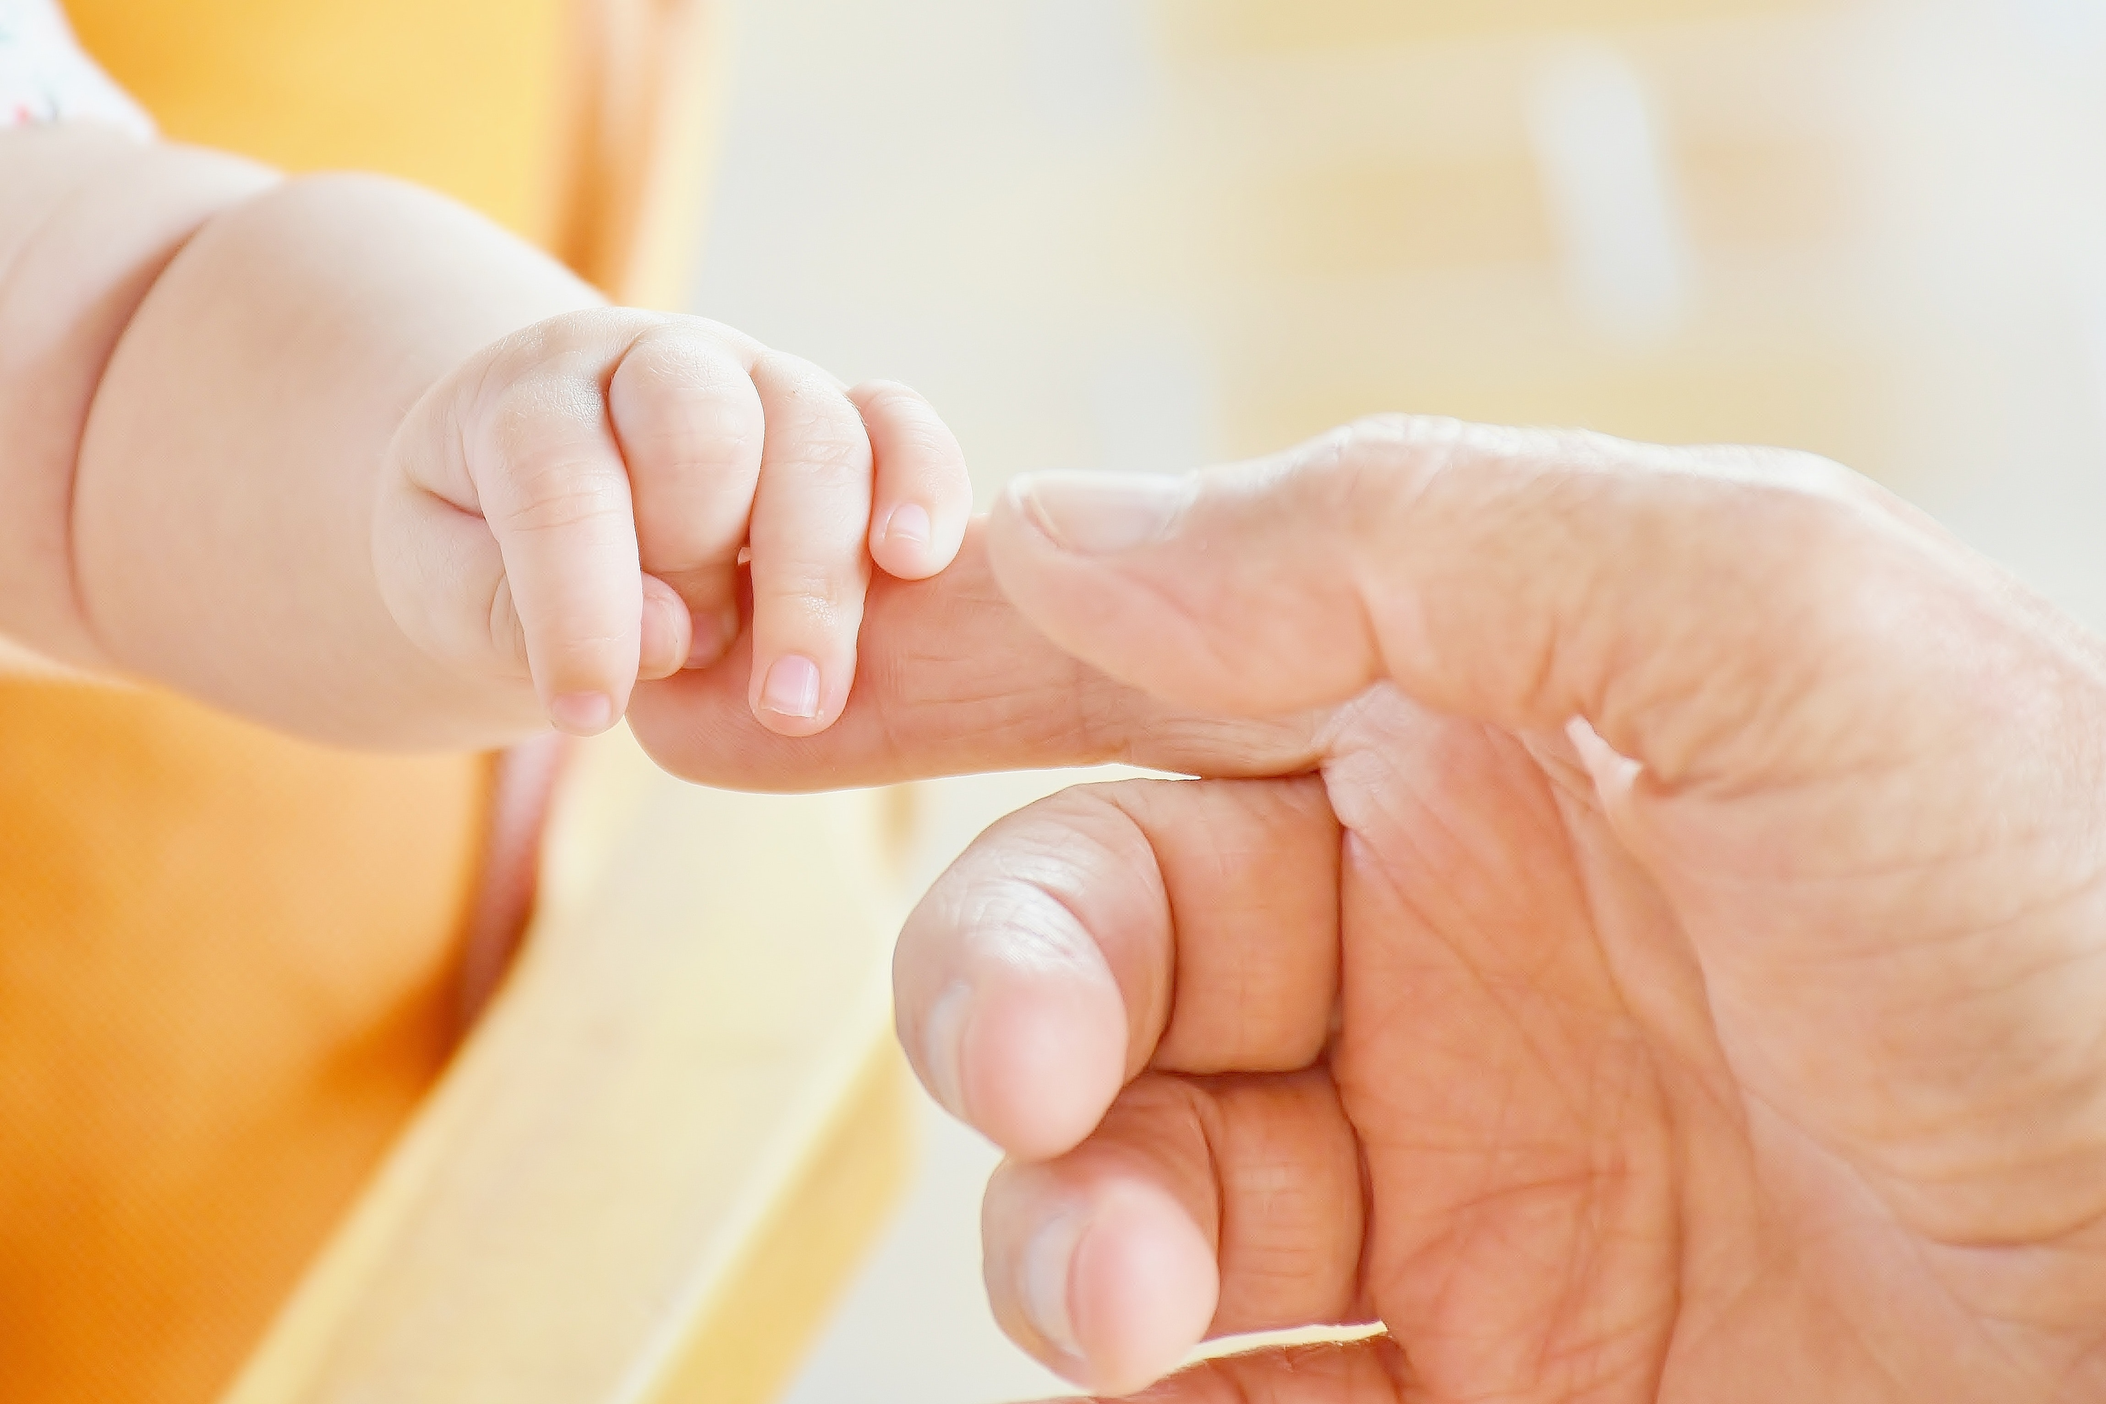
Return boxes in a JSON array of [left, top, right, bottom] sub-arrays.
[[375, 309, 970, 738]]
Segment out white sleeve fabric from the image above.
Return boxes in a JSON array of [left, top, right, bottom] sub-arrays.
[[0, 0, 154, 137]]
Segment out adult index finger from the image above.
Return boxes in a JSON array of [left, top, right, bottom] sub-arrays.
[[623, 520, 1328, 791]]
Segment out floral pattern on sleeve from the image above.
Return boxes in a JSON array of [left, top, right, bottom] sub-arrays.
[[0, 0, 153, 137]]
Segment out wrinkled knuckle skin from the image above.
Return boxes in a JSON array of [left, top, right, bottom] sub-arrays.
[[501, 477, 629, 537], [781, 418, 872, 485], [1337, 413, 1474, 472], [1322, 413, 1474, 484], [466, 375, 632, 536], [502, 497, 611, 548], [1756, 488, 1896, 628], [1274, 415, 1468, 539]]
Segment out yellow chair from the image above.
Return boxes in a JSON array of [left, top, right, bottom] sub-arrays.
[[0, 5, 911, 1402]]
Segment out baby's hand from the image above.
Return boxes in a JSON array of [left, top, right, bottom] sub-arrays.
[[375, 309, 970, 738]]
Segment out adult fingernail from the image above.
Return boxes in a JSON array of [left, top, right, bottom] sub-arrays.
[[685, 608, 740, 669], [1014, 472, 1190, 555], [884, 502, 933, 549], [920, 982, 972, 1119], [759, 654, 821, 719], [1022, 1210, 1087, 1361], [550, 691, 615, 735]]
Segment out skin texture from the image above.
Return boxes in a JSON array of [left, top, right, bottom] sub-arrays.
[[0, 124, 969, 746], [770, 415, 2106, 1403], [13, 114, 2106, 1402]]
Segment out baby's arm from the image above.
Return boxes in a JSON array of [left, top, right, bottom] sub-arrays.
[[0, 125, 967, 747], [0, 125, 596, 741]]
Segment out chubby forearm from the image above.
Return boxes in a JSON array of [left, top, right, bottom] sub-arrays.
[[0, 125, 601, 745], [0, 127, 273, 675], [77, 163, 605, 745], [0, 125, 976, 752]]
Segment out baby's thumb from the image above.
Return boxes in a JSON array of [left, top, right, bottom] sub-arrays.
[[986, 416, 1898, 782]]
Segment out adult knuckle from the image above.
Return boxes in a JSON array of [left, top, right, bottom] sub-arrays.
[[1272, 415, 1474, 549], [1761, 488, 1896, 624], [1704, 451, 1883, 571]]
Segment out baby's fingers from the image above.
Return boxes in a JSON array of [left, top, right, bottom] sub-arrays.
[[472, 354, 652, 732], [853, 380, 971, 580], [611, 324, 768, 671], [744, 353, 878, 736]]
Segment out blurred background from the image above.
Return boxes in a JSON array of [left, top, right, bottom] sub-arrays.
[[675, 1, 2106, 1400], [696, 0, 2106, 626]]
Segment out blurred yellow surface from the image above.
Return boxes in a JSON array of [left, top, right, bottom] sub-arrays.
[[218, 732, 914, 1404], [0, 681, 486, 1404], [2, 5, 902, 1404], [68, 0, 568, 243]]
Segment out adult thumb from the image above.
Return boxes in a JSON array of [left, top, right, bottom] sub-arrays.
[[986, 415, 1974, 786]]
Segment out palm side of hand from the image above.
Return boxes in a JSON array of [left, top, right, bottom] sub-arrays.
[[1318, 675, 2106, 1401]]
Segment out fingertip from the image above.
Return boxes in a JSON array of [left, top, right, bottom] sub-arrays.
[[895, 796, 1153, 1157], [872, 501, 941, 578], [751, 651, 852, 737], [853, 380, 972, 580], [756, 651, 820, 717], [548, 690, 619, 737], [886, 501, 934, 550], [954, 968, 1127, 1160], [1069, 1188, 1219, 1395], [992, 1171, 1218, 1397], [746, 356, 879, 737], [872, 498, 970, 581], [745, 614, 859, 735]]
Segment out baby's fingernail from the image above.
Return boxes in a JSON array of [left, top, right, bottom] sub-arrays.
[[1014, 472, 1189, 556], [759, 654, 821, 720], [920, 982, 973, 1120], [883, 502, 932, 550], [1021, 1210, 1087, 1361], [550, 691, 615, 736], [685, 609, 739, 669]]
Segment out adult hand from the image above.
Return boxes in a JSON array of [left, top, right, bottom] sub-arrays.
[[864, 418, 2106, 1402]]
